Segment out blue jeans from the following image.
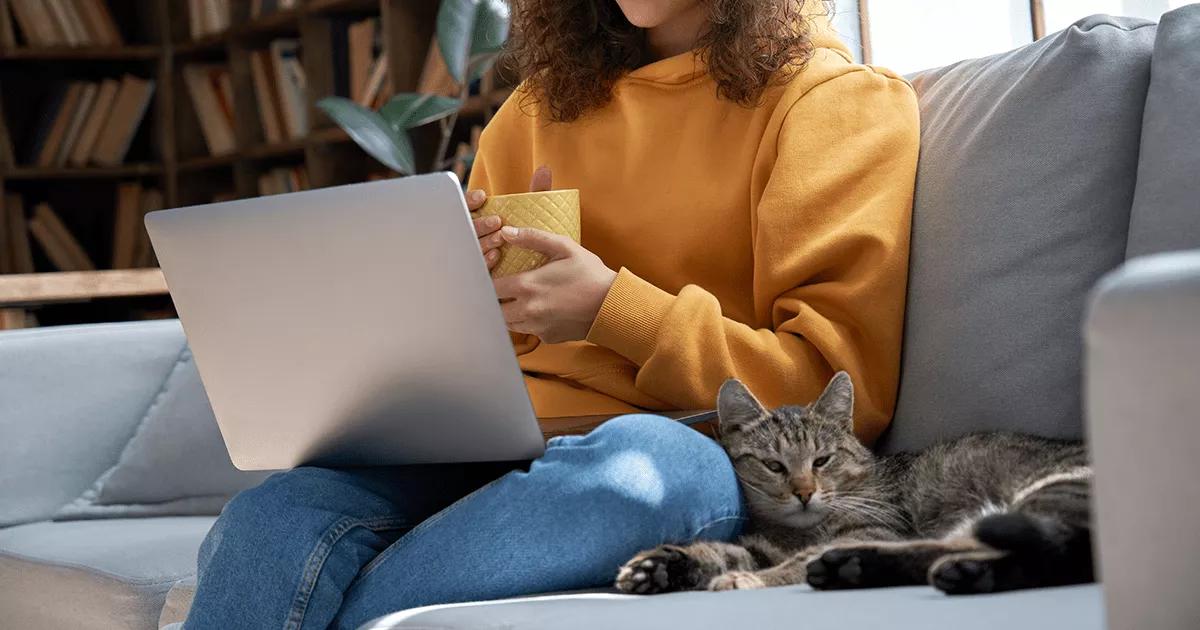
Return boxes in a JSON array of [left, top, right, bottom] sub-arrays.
[[183, 414, 744, 630]]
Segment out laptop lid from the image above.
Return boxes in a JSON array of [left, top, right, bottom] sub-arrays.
[[145, 173, 545, 470]]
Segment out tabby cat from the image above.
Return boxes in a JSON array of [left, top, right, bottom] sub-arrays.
[[615, 372, 1094, 595]]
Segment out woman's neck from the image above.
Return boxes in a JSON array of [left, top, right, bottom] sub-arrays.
[[644, 3, 708, 61]]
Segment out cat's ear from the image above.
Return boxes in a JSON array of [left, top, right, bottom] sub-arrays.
[[718, 378, 767, 435], [811, 371, 854, 431]]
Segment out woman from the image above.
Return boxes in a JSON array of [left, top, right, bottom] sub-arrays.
[[183, 0, 918, 628]]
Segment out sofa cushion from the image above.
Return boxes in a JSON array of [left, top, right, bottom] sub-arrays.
[[881, 16, 1157, 453], [0, 517, 214, 630], [1126, 4, 1200, 258], [361, 584, 1102, 630], [55, 347, 270, 520], [0, 320, 189, 527]]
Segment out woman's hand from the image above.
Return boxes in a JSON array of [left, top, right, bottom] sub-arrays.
[[467, 166, 555, 270], [481, 166, 616, 344], [492, 227, 617, 344]]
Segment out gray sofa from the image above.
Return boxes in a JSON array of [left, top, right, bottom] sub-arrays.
[[2, 7, 1198, 630]]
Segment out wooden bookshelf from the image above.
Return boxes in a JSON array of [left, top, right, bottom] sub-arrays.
[[0, 0, 508, 329]]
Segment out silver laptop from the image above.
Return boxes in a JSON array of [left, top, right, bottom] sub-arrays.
[[145, 173, 546, 470]]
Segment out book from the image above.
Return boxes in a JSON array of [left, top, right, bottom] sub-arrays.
[[347, 18, 376, 103], [0, 0, 17, 48], [0, 193, 9, 273], [133, 188, 162, 268], [212, 67, 235, 133], [91, 74, 155, 166], [70, 78, 119, 165], [111, 182, 141, 269], [36, 82, 86, 166], [28, 202, 95, 271], [9, 0, 60, 46], [4, 194, 34, 273], [250, 49, 285, 144], [75, 0, 123, 46], [416, 37, 458, 96], [183, 64, 236, 155], [45, 0, 85, 47], [55, 81, 98, 165], [270, 40, 308, 139]]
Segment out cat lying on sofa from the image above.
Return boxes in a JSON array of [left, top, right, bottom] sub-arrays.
[[616, 373, 1094, 595]]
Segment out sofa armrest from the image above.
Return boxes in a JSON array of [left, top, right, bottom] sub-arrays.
[[1085, 249, 1200, 629], [0, 320, 189, 527]]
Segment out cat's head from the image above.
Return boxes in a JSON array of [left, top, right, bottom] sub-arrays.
[[716, 372, 875, 530]]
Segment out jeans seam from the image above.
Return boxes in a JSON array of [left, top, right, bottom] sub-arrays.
[[356, 474, 509, 579], [283, 516, 410, 630]]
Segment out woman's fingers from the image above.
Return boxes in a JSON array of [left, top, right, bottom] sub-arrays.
[[484, 248, 500, 270], [473, 215, 502, 238], [466, 189, 487, 211], [529, 165, 552, 192]]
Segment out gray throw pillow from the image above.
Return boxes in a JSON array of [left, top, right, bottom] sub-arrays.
[[55, 347, 271, 519], [1126, 4, 1200, 258], [880, 16, 1157, 453]]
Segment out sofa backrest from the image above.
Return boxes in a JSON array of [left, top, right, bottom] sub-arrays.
[[1125, 4, 1200, 259], [880, 15, 1158, 453]]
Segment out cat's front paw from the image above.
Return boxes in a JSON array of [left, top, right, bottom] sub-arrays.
[[707, 571, 767, 591], [806, 546, 917, 590], [615, 545, 698, 594]]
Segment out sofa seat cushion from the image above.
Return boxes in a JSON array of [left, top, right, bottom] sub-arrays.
[[361, 584, 1102, 630], [0, 517, 214, 630]]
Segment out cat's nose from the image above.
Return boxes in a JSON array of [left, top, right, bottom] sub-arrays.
[[794, 490, 812, 506]]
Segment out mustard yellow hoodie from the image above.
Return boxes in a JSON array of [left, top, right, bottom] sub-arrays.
[[469, 16, 919, 444]]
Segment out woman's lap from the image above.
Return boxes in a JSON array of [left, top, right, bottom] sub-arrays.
[[184, 414, 744, 630]]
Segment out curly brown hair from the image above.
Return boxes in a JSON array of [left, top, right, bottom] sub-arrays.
[[504, 0, 830, 122]]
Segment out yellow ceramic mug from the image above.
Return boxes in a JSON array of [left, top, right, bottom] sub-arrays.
[[475, 189, 581, 278]]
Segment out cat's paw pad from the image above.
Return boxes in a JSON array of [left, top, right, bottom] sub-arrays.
[[615, 546, 695, 594], [930, 554, 999, 595], [707, 571, 766, 591], [806, 547, 866, 589]]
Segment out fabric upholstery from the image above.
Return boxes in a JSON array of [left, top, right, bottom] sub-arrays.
[[1085, 250, 1200, 630], [1125, 4, 1200, 258], [56, 348, 270, 520], [361, 584, 1103, 630], [0, 517, 214, 630], [882, 16, 1157, 452], [0, 321, 189, 527]]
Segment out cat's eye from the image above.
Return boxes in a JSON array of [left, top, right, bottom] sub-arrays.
[[763, 460, 786, 474], [812, 455, 833, 469]]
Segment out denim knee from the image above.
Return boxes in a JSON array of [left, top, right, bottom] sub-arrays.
[[577, 414, 744, 541]]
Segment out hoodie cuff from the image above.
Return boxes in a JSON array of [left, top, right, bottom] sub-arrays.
[[586, 267, 675, 366]]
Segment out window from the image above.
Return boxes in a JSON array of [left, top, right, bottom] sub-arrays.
[[835, 0, 1185, 75]]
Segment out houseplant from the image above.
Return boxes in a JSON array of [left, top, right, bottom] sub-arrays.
[[316, 0, 510, 175]]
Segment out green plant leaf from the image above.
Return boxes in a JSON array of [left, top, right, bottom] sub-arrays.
[[436, 0, 475, 85], [316, 97, 415, 174], [437, 0, 509, 85], [381, 93, 462, 130], [470, 0, 509, 57]]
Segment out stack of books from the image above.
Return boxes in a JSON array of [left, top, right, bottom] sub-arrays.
[[187, 0, 231, 41], [1, 0, 123, 49], [339, 17, 390, 108], [23, 75, 156, 167], [257, 165, 308, 196], [248, 39, 308, 143], [0, 186, 161, 275], [183, 64, 236, 156]]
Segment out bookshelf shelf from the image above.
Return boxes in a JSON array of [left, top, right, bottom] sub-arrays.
[[0, 45, 162, 61], [3, 164, 165, 180], [0, 269, 167, 307], [0, 0, 510, 328]]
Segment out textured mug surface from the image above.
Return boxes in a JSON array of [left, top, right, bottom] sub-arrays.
[[476, 189, 581, 277]]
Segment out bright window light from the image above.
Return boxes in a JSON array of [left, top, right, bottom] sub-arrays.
[[1042, 0, 1186, 34], [866, 0, 1034, 75]]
